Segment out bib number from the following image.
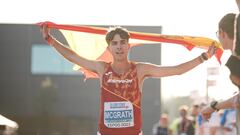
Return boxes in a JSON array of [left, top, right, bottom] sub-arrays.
[[104, 101, 134, 128]]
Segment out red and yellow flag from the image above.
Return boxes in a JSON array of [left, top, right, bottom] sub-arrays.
[[37, 22, 223, 78]]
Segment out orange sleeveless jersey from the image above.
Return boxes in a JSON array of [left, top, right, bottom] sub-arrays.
[[99, 62, 142, 135]]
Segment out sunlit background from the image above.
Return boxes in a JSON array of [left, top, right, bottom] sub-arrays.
[[0, 0, 239, 100]]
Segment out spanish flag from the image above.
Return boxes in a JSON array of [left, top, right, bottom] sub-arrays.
[[37, 22, 223, 78]]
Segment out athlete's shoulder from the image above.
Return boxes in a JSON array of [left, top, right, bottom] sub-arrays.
[[135, 62, 157, 77], [135, 62, 156, 69], [96, 61, 110, 76], [98, 61, 109, 67]]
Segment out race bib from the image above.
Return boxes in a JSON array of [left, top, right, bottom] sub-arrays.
[[104, 101, 134, 128]]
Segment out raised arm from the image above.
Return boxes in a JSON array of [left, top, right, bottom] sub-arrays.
[[40, 23, 105, 75], [137, 44, 217, 80]]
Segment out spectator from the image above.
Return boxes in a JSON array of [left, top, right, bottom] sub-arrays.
[[152, 113, 172, 135], [170, 105, 195, 135]]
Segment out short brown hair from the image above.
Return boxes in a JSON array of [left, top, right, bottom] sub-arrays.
[[219, 13, 236, 39], [219, 13, 240, 55], [105, 26, 130, 45]]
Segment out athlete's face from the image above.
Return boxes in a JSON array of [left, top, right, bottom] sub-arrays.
[[108, 34, 129, 61]]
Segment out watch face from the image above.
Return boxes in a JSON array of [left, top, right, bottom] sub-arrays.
[[211, 101, 215, 106], [210, 101, 218, 110]]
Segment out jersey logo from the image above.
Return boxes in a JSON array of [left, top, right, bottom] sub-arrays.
[[107, 79, 133, 84]]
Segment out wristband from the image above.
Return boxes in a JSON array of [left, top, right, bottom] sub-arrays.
[[210, 101, 219, 111], [199, 55, 205, 63], [201, 52, 208, 61]]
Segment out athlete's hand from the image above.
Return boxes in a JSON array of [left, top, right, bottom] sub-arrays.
[[40, 23, 50, 41], [206, 42, 217, 58]]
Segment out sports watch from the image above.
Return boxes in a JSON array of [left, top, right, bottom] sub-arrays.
[[210, 101, 219, 111]]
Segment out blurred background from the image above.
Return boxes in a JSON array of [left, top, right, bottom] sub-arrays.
[[0, 0, 239, 135]]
